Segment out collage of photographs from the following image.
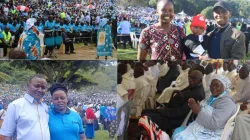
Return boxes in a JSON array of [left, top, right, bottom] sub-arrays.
[[0, 0, 250, 140]]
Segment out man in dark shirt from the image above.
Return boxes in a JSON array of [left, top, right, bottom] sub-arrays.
[[61, 27, 76, 54], [142, 70, 205, 132], [206, 1, 245, 59]]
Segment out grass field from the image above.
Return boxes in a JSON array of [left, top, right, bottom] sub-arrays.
[[117, 44, 250, 60]]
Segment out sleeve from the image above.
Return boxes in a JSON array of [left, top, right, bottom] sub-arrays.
[[159, 98, 190, 118], [196, 98, 236, 130], [138, 27, 150, 50], [44, 21, 48, 28], [230, 31, 246, 59], [0, 103, 17, 137], [77, 113, 84, 134]]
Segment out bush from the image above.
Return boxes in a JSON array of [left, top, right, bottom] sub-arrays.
[[201, 6, 214, 20]]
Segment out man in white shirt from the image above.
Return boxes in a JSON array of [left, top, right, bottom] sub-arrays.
[[233, 66, 250, 102], [85, 13, 91, 24], [157, 62, 190, 103], [221, 61, 229, 75], [3, 4, 9, 17], [202, 63, 215, 99], [0, 74, 50, 140], [118, 17, 132, 49], [226, 63, 237, 85]]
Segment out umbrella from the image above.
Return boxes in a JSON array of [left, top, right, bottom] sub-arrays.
[[74, 4, 82, 8], [86, 4, 95, 9], [16, 6, 29, 12]]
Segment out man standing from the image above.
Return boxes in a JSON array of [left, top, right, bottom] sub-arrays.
[[0, 27, 11, 57], [206, 1, 245, 59], [0, 74, 50, 140], [118, 17, 132, 49]]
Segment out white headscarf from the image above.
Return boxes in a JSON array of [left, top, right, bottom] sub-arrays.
[[25, 18, 37, 30], [210, 74, 231, 93]]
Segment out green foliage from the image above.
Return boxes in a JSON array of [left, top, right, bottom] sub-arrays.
[[201, 6, 214, 20], [0, 61, 117, 93], [149, 0, 157, 7], [0, 72, 11, 83]]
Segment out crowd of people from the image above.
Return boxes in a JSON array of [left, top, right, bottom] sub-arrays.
[[117, 0, 250, 61], [117, 59, 250, 139], [0, 0, 118, 59], [0, 75, 117, 140]]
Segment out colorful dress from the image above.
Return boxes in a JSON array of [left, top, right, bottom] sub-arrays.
[[18, 29, 40, 60], [139, 24, 186, 61], [96, 24, 113, 57], [106, 106, 117, 138]]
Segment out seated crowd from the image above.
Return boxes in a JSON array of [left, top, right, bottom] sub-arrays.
[[117, 60, 250, 140]]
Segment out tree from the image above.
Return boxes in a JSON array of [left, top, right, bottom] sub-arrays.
[[201, 6, 214, 20], [1, 60, 117, 92], [149, 0, 157, 7]]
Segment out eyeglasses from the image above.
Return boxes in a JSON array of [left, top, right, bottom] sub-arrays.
[[188, 76, 201, 80]]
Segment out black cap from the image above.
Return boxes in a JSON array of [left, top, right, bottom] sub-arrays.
[[213, 1, 231, 12]]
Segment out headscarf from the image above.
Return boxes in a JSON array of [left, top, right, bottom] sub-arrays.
[[86, 108, 96, 119], [210, 74, 231, 93], [138, 116, 170, 140], [25, 18, 37, 31], [100, 18, 108, 28]]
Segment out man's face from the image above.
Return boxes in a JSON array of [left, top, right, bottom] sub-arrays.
[[213, 7, 231, 26], [239, 67, 249, 80], [188, 72, 201, 87], [28, 77, 47, 100]]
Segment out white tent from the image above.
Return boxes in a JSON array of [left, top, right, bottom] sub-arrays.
[[177, 10, 187, 16]]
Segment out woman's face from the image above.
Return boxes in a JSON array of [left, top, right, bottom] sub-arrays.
[[52, 90, 68, 111], [191, 26, 204, 36], [210, 79, 224, 97], [157, 2, 174, 24]]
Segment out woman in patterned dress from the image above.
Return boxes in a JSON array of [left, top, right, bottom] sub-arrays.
[[137, 0, 186, 61], [18, 18, 41, 60]]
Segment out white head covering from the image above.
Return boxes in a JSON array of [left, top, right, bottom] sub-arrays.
[[210, 74, 231, 93], [25, 18, 37, 30], [100, 18, 108, 27]]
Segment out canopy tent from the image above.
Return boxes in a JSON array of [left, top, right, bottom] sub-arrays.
[[177, 10, 187, 16]]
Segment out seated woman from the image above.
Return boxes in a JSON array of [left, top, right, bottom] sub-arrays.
[[172, 74, 236, 140], [48, 83, 86, 140]]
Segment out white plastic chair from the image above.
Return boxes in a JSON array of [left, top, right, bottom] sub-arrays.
[[130, 32, 139, 48], [220, 104, 240, 140], [38, 33, 46, 57], [181, 110, 193, 127], [0, 48, 3, 57]]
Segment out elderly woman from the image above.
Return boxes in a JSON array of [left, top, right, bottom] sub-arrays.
[[48, 83, 86, 140], [137, 0, 186, 61], [172, 74, 236, 140], [18, 18, 41, 60]]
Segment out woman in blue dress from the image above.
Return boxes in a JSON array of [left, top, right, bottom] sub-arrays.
[[85, 108, 96, 139], [18, 18, 41, 60], [106, 103, 117, 139], [172, 74, 237, 140], [96, 17, 113, 60]]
